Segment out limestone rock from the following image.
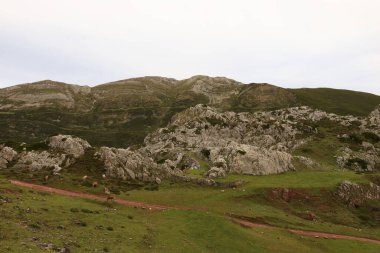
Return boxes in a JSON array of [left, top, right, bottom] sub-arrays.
[[336, 180, 380, 207], [215, 143, 295, 175], [337, 147, 379, 172], [368, 105, 380, 127], [293, 156, 321, 170], [48, 135, 91, 158], [14, 151, 69, 172], [95, 147, 168, 182], [0, 146, 17, 169], [178, 155, 200, 170], [205, 167, 226, 178]]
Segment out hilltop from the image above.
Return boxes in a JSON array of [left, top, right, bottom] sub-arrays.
[[1, 76, 380, 147]]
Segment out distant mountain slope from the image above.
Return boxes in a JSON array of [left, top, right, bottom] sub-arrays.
[[0, 76, 379, 147], [291, 88, 380, 116]]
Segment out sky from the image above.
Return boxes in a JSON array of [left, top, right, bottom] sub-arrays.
[[0, 0, 380, 94]]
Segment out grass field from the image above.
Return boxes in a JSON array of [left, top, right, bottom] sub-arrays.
[[1, 168, 380, 253]]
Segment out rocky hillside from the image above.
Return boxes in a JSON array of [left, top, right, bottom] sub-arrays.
[[1, 104, 379, 184], [1, 76, 380, 147]]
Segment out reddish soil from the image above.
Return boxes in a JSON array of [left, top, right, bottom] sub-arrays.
[[9, 180, 380, 245], [10, 180, 171, 210], [232, 218, 380, 245]]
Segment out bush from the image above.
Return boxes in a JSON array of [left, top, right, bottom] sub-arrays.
[[201, 148, 210, 159], [109, 187, 121, 195], [206, 117, 226, 126], [363, 131, 380, 143], [349, 133, 363, 144], [81, 208, 94, 214], [144, 184, 159, 191], [347, 158, 368, 170]]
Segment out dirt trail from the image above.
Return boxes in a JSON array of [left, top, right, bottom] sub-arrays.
[[232, 218, 380, 245], [10, 180, 170, 210], [10, 180, 380, 245]]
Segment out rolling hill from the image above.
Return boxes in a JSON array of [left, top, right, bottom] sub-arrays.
[[1, 76, 379, 148]]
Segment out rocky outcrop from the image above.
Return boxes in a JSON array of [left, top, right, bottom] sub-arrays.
[[48, 135, 91, 158], [293, 156, 321, 170], [12, 135, 88, 173], [145, 105, 339, 177], [183, 75, 242, 104], [14, 151, 71, 173], [368, 105, 380, 127], [95, 147, 170, 182], [178, 154, 200, 170], [205, 143, 294, 176], [336, 146, 380, 172], [336, 180, 380, 207], [204, 167, 226, 178], [0, 146, 17, 169]]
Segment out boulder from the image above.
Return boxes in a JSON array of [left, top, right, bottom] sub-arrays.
[[14, 151, 69, 172], [178, 154, 200, 170], [293, 156, 321, 170], [48, 135, 91, 158], [337, 147, 379, 172], [205, 167, 226, 178], [336, 180, 380, 207], [0, 146, 17, 169], [368, 105, 380, 127], [95, 147, 168, 182], [214, 143, 295, 175]]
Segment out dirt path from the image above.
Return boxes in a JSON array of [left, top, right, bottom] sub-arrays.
[[10, 180, 380, 245], [232, 218, 380, 245], [10, 180, 171, 210]]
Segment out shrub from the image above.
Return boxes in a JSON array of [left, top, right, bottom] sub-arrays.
[[363, 131, 380, 143], [347, 158, 368, 170], [206, 117, 225, 126], [201, 148, 210, 159], [109, 187, 121, 195], [349, 133, 363, 144], [81, 208, 94, 214]]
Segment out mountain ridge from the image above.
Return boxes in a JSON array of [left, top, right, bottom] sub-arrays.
[[1, 75, 380, 147]]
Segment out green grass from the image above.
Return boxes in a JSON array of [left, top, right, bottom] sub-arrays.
[[291, 88, 380, 116], [1, 176, 380, 253]]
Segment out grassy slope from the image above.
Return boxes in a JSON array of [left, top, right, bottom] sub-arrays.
[[1, 175, 380, 253], [1, 117, 380, 252], [2, 78, 380, 148], [291, 88, 380, 116]]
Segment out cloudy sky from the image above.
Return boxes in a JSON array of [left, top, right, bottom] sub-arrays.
[[0, 0, 379, 94]]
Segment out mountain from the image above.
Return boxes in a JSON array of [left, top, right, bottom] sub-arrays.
[[1, 76, 379, 148], [1, 77, 380, 253]]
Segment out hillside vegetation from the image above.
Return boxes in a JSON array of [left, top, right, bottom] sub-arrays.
[[0, 76, 379, 147], [291, 88, 380, 116]]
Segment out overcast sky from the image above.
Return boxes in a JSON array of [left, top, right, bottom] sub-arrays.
[[0, 0, 379, 94]]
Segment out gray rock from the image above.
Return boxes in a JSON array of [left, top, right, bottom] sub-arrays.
[[293, 156, 321, 170], [14, 151, 68, 172], [178, 155, 200, 170], [0, 145, 17, 169], [205, 167, 226, 178], [336, 180, 380, 207], [48, 135, 91, 158], [95, 147, 168, 182], [336, 147, 379, 172]]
